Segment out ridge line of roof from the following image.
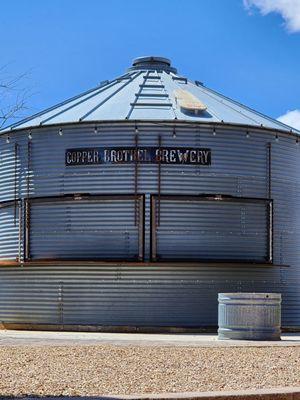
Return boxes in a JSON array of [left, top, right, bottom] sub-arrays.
[[161, 71, 178, 120], [169, 73, 262, 125], [198, 83, 298, 133], [38, 79, 122, 126], [166, 73, 223, 121], [80, 71, 142, 121], [39, 72, 139, 125], [194, 83, 263, 126], [0, 71, 134, 132]]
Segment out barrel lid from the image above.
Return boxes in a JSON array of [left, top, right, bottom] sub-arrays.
[[219, 293, 282, 300]]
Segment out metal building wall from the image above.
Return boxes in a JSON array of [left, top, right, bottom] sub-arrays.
[[0, 203, 20, 261], [155, 198, 269, 261], [271, 136, 300, 327], [28, 198, 141, 260], [0, 124, 269, 200], [0, 122, 299, 328], [0, 264, 281, 328]]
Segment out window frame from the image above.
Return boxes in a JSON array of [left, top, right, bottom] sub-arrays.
[[24, 193, 145, 262], [0, 199, 22, 262], [151, 194, 273, 264]]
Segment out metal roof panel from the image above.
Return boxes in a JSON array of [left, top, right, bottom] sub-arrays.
[[1, 57, 298, 135]]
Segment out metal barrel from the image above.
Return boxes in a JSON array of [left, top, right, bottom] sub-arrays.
[[218, 293, 281, 341]]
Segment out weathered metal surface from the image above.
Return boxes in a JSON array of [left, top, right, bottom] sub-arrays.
[[0, 202, 20, 261], [1, 57, 297, 133], [27, 197, 142, 261], [0, 125, 271, 201], [0, 123, 299, 327], [154, 197, 270, 262], [0, 264, 282, 327], [218, 292, 281, 340], [64, 146, 211, 166]]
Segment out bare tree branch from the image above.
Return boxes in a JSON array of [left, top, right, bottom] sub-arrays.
[[0, 66, 32, 128]]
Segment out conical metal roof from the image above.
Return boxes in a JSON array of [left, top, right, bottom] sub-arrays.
[[1, 56, 298, 134]]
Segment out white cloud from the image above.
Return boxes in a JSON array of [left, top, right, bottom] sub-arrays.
[[278, 110, 300, 130], [244, 0, 300, 32]]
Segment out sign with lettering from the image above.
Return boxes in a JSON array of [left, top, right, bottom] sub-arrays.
[[65, 147, 211, 166]]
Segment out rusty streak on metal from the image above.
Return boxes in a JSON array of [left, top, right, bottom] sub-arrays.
[[28, 194, 139, 203], [24, 199, 30, 261], [267, 142, 273, 263], [25, 140, 32, 260], [268, 200, 273, 264], [14, 143, 19, 226], [27, 140, 32, 200], [267, 142, 272, 199], [134, 133, 139, 226], [18, 201, 22, 262], [138, 195, 144, 261], [151, 195, 157, 261], [157, 135, 162, 227]]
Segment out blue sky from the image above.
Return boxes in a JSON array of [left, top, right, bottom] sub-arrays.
[[1, 0, 299, 128]]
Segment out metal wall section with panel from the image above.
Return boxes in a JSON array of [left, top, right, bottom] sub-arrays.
[[0, 122, 299, 328], [0, 264, 282, 328], [0, 125, 270, 202], [0, 201, 21, 261], [25, 195, 144, 261], [151, 195, 272, 263]]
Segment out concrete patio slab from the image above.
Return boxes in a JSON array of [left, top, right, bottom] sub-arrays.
[[0, 329, 299, 347], [5, 386, 300, 399]]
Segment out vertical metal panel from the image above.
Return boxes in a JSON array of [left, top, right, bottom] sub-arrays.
[[28, 197, 142, 261], [0, 134, 28, 203], [271, 136, 300, 327], [0, 203, 20, 261], [154, 198, 269, 262]]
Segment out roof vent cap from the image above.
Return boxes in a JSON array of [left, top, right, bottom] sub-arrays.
[[129, 56, 177, 73]]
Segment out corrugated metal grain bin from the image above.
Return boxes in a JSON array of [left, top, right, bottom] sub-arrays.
[[0, 56, 299, 331]]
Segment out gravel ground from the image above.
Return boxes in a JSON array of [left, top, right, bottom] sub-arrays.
[[0, 345, 299, 397]]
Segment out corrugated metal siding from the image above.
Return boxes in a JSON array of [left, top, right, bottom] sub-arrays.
[[0, 125, 269, 200], [0, 138, 25, 202], [156, 199, 268, 261], [0, 123, 299, 327], [0, 264, 282, 327], [0, 204, 20, 261], [29, 199, 139, 260], [271, 136, 300, 327]]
